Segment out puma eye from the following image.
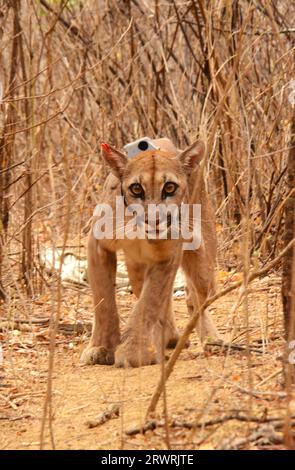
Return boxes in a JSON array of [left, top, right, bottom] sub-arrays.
[[129, 183, 144, 198], [162, 182, 178, 198]]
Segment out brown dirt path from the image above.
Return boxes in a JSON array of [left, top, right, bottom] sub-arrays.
[[0, 275, 292, 450]]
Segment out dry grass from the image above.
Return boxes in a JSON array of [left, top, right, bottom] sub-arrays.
[[0, 0, 295, 450]]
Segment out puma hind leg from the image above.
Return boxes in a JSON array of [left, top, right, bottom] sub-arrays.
[[182, 250, 220, 343]]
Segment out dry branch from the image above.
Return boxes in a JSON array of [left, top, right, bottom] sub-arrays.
[[126, 413, 295, 438], [85, 404, 120, 429]]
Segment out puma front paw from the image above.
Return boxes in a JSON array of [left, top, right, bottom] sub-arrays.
[[115, 337, 159, 368], [80, 345, 114, 365]]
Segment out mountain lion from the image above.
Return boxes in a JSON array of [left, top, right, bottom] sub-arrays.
[[81, 137, 219, 367]]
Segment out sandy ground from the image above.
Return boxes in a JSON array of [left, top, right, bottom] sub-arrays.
[[0, 273, 293, 450]]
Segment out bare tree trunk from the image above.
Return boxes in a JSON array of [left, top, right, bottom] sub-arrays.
[[282, 110, 295, 383], [16, 2, 34, 296], [0, 1, 20, 302]]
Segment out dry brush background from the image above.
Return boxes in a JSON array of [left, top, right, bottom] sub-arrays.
[[0, 0, 295, 450]]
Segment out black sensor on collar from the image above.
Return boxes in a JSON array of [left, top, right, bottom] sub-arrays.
[[123, 137, 160, 158], [138, 140, 149, 151]]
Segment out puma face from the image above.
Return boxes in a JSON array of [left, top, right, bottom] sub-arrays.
[[101, 141, 205, 238]]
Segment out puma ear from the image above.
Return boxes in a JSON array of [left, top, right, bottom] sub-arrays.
[[101, 143, 128, 178], [178, 140, 205, 172]]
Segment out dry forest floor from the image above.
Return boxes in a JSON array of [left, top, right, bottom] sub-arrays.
[[0, 271, 293, 450]]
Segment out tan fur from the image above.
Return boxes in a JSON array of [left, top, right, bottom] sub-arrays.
[[80, 137, 220, 367]]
